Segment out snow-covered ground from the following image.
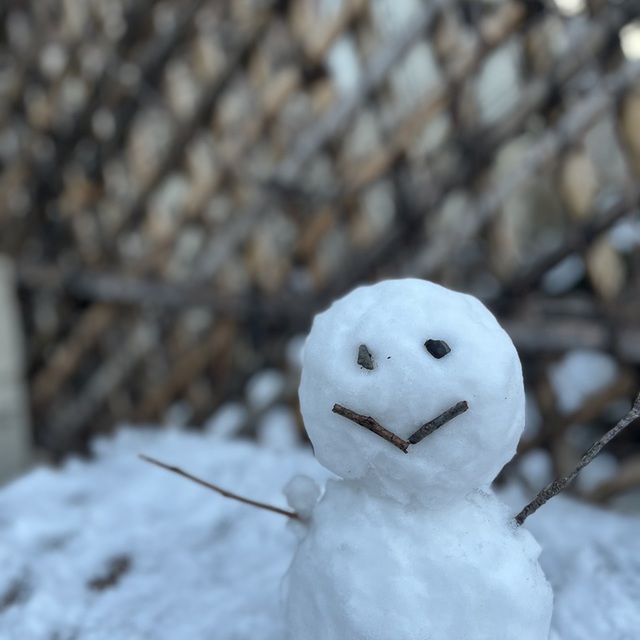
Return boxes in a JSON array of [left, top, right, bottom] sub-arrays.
[[0, 425, 638, 640], [1, 278, 637, 640]]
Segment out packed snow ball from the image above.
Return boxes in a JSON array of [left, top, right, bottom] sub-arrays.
[[298, 278, 526, 505]]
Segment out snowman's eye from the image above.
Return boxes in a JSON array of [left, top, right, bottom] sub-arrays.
[[424, 339, 451, 359], [357, 344, 374, 370]]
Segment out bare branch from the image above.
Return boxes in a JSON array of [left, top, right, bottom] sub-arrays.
[[139, 454, 299, 519], [518, 373, 635, 455], [515, 393, 640, 526]]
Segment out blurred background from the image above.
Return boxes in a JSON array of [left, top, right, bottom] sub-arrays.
[[1, 0, 640, 508]]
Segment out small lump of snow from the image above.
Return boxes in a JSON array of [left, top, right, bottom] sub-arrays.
[[549, 349, 618, 414], [541, 254, 585, 294], [246, 369, 285, 411], [609, 218, 640, 252], [203, 401, 248, 439], [575, 451, 619, 494], [283, 474, 321, 518], [519, 449, 555, 489], [257, 406, 300, 451]]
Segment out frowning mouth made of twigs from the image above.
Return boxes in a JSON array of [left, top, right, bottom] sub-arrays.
[[331, 401, 469, 453]]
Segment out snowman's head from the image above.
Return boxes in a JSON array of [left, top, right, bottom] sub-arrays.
[[299, 279, 525, 505]]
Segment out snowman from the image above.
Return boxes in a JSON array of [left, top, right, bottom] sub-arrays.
[[283, 279, 553, 640]]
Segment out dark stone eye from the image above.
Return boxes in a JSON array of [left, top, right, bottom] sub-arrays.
[[357, 344, 374, 370], [425, 339, 451, 359]]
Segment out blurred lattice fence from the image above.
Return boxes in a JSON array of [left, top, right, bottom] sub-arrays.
[[1, 0, 640, 498]]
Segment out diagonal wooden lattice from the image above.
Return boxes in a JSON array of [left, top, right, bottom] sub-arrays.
[[0, 0, 639, 471]]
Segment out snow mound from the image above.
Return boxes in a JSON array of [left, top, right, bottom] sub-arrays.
[[502, 484, 640, 640], [0, 427, 330, 640], [0, 426, 638, 640]]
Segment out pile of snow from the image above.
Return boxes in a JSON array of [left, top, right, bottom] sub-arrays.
[[0, 426, 638, 639], [502, 483, 640, 640], [0, 428, 329, 640]]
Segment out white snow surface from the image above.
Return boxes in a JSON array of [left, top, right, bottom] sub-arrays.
[[0, 427, 639, 640]]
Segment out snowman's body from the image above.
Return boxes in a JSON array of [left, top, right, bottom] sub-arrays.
[[285, 279, 553, 640], [287, 483, 550, 640]]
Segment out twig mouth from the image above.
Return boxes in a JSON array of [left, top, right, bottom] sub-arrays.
[[332, 400, 469, 452], [332, 404, 410, 453], [407, 401, 469, 444]]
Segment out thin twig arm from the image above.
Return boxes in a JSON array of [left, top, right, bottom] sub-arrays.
[[515, 392, 640, 526], [139, 454, 299, 519]]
